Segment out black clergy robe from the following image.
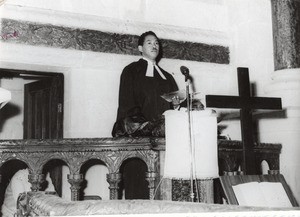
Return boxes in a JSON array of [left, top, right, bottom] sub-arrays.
[[112, 58, 178, 137], [117, 58, 178, 122], [113, 58, 178, 199]]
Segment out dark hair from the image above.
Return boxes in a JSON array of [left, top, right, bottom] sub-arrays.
[[138, 31, 159, 46]]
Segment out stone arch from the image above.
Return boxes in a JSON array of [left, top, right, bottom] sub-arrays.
[[79, 159, 108, 200], [42, 159, 67, 196], [119, 157, 149, 199], [0, 159, 28, 208], [260, 160, 270, 175]]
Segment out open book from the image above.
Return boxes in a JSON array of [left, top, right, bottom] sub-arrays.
[[232, 181, 293, 208]]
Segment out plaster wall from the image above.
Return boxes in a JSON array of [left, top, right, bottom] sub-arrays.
[[5, 0, 227, 32]]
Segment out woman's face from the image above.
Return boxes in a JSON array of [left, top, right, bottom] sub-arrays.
[[138, 35, 160, 61]]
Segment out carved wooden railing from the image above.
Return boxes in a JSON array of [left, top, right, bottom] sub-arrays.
[[0, 138, 281, 201]]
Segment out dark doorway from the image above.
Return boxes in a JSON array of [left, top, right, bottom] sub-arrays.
[[0, 69, 64, 195], [23, 75, 64, 139]]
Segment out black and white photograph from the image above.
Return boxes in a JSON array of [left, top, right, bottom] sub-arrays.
[[0, 0, 299, 216]]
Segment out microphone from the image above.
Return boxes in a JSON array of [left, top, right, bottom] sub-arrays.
[[180, 66, 190, 81]]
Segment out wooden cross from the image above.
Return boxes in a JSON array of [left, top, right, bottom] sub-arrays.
[[206, 67, 282, 175]]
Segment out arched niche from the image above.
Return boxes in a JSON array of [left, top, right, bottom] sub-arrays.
[[80, 159, 109, 201], [0, 159, 27, 208], [119, 157, 149, 200], [42, 159, 67, 197], [261, 160, 270, 175]]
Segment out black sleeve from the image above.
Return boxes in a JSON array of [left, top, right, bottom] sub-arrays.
[[116, 65, 137, 121]]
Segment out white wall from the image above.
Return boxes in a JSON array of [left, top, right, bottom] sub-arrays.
[[219, 0, 275, 140], [5, 0, 227, 32]]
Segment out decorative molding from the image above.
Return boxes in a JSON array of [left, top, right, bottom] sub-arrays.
[[0, 18, 229, 64], [0, 4, 229, 45]]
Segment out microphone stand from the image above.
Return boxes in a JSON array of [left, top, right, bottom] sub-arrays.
[[185, 75, 195, 202]]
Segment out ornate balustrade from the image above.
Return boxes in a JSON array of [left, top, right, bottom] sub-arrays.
[[0, 138, 281, 201]]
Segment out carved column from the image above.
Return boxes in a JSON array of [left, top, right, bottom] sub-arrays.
[[106, 173, 122, 200], [145, 171, 157, 200], [28, 172, 44, 192], [271, 0, 300, 71], [67, 174, 83, 201], [261, 0, 300, 203]]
